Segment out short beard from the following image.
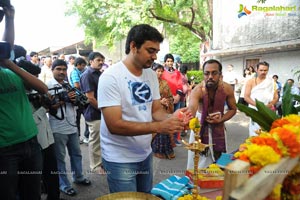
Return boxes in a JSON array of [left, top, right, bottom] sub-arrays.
[[206, 80, 218, 89]]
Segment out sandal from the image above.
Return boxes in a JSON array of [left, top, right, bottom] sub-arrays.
[[61, 188, 77, 196], [74, 178, 91, 186]]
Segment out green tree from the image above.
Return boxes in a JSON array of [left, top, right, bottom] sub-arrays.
[[66, 0, 212, 62], [168, 27, 200, 63]]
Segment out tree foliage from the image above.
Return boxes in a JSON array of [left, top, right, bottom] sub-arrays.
[[66, 0, 212, 62], [168, 27, 200, 63]]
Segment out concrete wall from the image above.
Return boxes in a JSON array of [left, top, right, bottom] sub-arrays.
[[218, 49, 300, 86], [93, 39, 126, 64], [213, 0, 300, 50]]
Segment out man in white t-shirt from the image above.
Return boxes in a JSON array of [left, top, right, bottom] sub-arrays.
[[97, 24, 191, 193]]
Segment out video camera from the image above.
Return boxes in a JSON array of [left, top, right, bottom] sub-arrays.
[[61, 83, 89, 108], [27, 84, 89, 120], [27, 86, 68, 120], [27, 85, 64, 110]]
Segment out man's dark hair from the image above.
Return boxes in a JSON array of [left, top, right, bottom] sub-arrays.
[[164, 53, 174, 63], [14, 45, 27, 59], [13, 45, 41, 75], [88, 52, 105, 62], [287, 78, 294, 83], [256, 61, 269, 69], [202, 59, 223, 72], [74, 57, 87, 67], [29, 51, 38, 57], [69, 55, 76, 60], [52, 59, 67, 70], [180, 65, 188, 74], [272, 75, 278, 79], [125, 24, 164, 55]]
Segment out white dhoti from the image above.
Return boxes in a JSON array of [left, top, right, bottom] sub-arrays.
[[248, 78, 275, 136]]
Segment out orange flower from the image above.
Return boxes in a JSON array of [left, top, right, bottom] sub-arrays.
[[271, 118, 290, 129], [250, 135, 282, 156], [270, 127, 300, 158]]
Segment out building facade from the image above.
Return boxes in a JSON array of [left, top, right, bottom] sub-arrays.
[[203, 0, 300, 85]]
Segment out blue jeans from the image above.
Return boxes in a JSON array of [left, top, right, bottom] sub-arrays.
[[0, 136, 42, 200], [53, 132, 85, 191], [102, 153, 153, 193]]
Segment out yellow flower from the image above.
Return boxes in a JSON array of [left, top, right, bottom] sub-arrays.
[[245, 144, 281, 167], [178, 194, 214, 200], [284, 114, 300, 124], [189, 117, 201, 133]]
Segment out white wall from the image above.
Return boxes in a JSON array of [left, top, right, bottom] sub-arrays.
[[218, 49, 300, 87]]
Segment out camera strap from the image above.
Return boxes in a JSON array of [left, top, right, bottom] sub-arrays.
[[50, 103, 65, 120]]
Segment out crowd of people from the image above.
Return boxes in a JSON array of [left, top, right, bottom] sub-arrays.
[[1, 3, 300, 200]]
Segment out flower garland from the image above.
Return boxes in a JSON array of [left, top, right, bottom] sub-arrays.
[[234, 114, 300, 172], [234, 114, 300, 198]]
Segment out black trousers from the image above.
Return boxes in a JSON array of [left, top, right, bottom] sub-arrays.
[[41, 144, 60, 200], [0, 136, 42, 200]]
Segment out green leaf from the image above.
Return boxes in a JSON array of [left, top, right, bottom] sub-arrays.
[[237, 103, 272, 131], [281, 85, 300, 116], [292, 94, 300, 102], [255, 100, 279, 125]]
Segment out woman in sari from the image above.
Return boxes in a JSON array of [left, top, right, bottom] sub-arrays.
[[151, 63, 175, 159]]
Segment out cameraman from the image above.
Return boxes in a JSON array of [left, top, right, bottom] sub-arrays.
[[0, 4, 48, 200], [47, 59, 91, 196]]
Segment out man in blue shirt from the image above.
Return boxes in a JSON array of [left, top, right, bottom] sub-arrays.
[[70, 57, 90, 144], [80, 52, 105, 173]]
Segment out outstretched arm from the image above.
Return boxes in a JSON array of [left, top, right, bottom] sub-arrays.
[[101, 103, 186, 136], [0, 59, 48, 94], [188, 82, 204, 117]]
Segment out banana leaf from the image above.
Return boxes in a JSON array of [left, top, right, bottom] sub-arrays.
[[281, 85, 300, 116], [237, 101, 276, 131], [255, 100, 279, 125], [282, 85, 294, 116]]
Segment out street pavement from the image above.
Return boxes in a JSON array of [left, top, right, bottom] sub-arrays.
[[54, 112, 250, 200]]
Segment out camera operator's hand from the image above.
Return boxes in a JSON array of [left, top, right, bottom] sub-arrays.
[[3, 4, 15, 19], [67, 91, 76, 103], [41, 93, 53, 111]]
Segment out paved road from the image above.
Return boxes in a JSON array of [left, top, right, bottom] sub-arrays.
[[54, 112, 250, 200]]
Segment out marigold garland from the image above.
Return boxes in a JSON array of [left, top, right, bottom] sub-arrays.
[[234, 114, 300, 199], [234, 114, 300, 170]]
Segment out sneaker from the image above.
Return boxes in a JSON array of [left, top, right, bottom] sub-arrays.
[[175, 140, 182, 147], [83, 137, 89, 144]]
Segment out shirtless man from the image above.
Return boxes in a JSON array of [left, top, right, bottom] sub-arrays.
[[244, 61, 278, 136], [187, 59, 237, 168]]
